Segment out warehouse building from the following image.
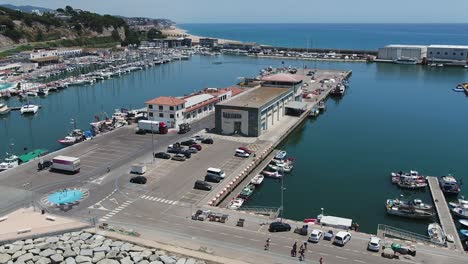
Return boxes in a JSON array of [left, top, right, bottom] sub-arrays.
[[215, 73, 304, 137], [377, 45, 427, 61], [426, 45, 468, 63]]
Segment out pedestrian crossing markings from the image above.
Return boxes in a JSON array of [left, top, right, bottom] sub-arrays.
[[140, 195, 179, 205]]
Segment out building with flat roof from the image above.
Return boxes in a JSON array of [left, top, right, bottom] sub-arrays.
[[377, 45, 427, 61], [427, 45, 468, 62], [215, 72, 304, 137], [199, 38, 218, 48]]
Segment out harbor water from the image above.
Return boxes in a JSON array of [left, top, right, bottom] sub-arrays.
[[1, 54, 467, 235]]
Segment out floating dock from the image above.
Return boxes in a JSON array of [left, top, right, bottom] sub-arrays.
[[427, 176, 463, 251]]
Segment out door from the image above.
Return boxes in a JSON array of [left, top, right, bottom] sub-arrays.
[[234, 121, 241, 134]]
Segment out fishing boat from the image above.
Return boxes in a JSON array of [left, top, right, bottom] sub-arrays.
[[26, 90, 37, 97], [250, 174, 264, 185], [267, 163, 293, 173], [451, 206, 468, 219], [238, 184, 255, 199], [0, 103, 10, 115], [391, 170, 423, 183], [459, 219, 468, 228], [428, 223, 446, 244], [450, 197, 468, 208], [58, 129, 84, 146], [330, 83, 346, 96], [19, 149, 48, 163], [274, 150, 287, 160], [439, 175, 461, 195], [453, 84, 465, 92], [386, 199, 434, 219], [37, 88, 49, 96], [460, 230, 468, 237], [227, 198, 244, 210], [20, 104, 39, 115], [309, 107, 320, 117], [391, 170, 427, 189], [387, 198, 433, 211], [318, 101, 326, 111], [0, 154, 19, 172], [393, 57, 418, 65]]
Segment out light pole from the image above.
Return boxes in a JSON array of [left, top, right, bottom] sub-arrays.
[[321, 207, 324, 216], [151, 122, 155, 164], [280, 165, 285, 222]]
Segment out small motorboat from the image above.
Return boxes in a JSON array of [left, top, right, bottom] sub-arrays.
[[0, 154, 19, 172], [250, 174, 264, 185], [428, 223, 446, 244], [451, 207, 468, 219], [20, 104, 39, 115], [37, 88, 49, 96], [386, 199, 434, 219], [318, 101, 326, 111], [262, 170, 282, 178], [274, 150, 287, 160], [458, 219, 468, 228], [227, 198, 244, 210], [26, 90, 38, 97], [453, 85, 465, 92], [57, 136, 79, 145], [309, 107, 320, 117], [439, 175, 461, 195], [238, 184, 255, 199], [460, 230, 468, 237], [0, 103, 10, 115]]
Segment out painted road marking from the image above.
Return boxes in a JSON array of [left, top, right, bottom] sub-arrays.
[[140, 195, 179, 205], [354, 260, 366, 263], [99, 200, 133, 222], [336, 256, 347, 260]]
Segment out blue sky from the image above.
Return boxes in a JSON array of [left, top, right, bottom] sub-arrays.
[[3, 0, 468, 23]]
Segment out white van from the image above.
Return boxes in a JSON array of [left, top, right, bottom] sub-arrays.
[[235, 149, 250, 158], [207, 167, 226, 179]]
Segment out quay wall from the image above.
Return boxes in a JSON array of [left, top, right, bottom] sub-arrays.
[[259, 46, 378, 56]]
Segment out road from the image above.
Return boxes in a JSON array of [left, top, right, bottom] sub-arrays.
[[0, 113, 466, 264]]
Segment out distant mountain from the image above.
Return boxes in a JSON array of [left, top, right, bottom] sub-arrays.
[[0, 4, 52, 13]]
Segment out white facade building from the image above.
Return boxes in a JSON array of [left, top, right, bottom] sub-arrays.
[[30, 48, 82, 60], [377, 45, 427, 61], [427, 45, 468, 62], [145, 96, 186, 128]]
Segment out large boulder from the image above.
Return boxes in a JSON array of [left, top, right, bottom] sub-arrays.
[[105, 251, 118, 259], [63, 249, 77, 258], [158, 256, 175, 264], [0, 253, 11, 264], [11, 250, 26, 260], [148, 262, 163, 264], [22, 244, 34, 251], [35, 243, 51, 250], [96, 259, 119, 264], [28, 248, 40, 255], [139, 251, 151, 260], [110, 242, 123, 248], [12, 241, 25, 246], [17, 253, 34, 262], [119, 257, 133, 264], [60, 235, 71, 242], [129, 246, 144, 252], [92, 252, 106, 263], [6, 245, 23, 254], [119, 244, 132, 252], [91, 235, 105, 241], [93, 247, 110, 253], [76, 256, 92, 263], [184, 259, 196, 264], [80, 233, 93, 241], [45, 237, 59, 244], [24, 239, 33, 245], [50, 254, 64, 264], [65, 257, 77, 264], [36, 257, 51, 264], [175, 258, 186, 264], [80, 249, 93, 257], [39, 249, 55, 257]]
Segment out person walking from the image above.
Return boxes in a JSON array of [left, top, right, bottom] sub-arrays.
[[299, 248, 305, 261], [319, 256, 323, 264], [303, 242, 308, 251], [291, 242, 297, 257], [264, 238, 271, 250]]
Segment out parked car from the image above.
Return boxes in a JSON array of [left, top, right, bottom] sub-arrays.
[[187, 147, 198, 154], [367, 236, 381, 252], [172, 154, 186, 161], [323, 230, 334, 241], [167, 144, 185, 154], [238, 146, 253, 154], [190, 144, 202, 151], [37, 160, 53, 170], [205, 173, 222, 183], [201, 138, 214, 144], [182, 151, 192, 159], [130, 176, 147, 184], [268, 222, 291, 232], [308, 229, 323, 243], [194, 180, 212, 191], [235, 149, 250, 158], [181, 139, 197, 146], [154, 152, 171, 159], [193, 135, 205, 141], [333, 231, 351, 246]]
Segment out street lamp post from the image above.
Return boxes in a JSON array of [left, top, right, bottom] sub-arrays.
[[151, 122, 155, 163], [280, 166, 285, 222]]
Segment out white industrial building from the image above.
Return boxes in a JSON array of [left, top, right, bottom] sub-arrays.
[[426, 45, 468, 62], [30, 48, 82, 60], [377, 45, 427, 61]]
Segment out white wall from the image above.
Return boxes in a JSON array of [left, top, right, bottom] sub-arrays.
[[378, 47, 426, 60], [427, 47, 468, 61], [147, 104, 185, 128], [220, 109, 249, 135]]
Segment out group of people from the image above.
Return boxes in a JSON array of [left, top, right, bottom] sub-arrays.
[[264, 238, 324, 263]]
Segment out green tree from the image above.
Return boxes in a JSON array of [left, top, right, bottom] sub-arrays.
[[111, 29, 121, 41], [56, 8, 65, 13], [65, 6, 74, 14], [35, 29, 44, 41]]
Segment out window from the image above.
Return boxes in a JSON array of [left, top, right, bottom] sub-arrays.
[[159, 105, 163, 110], [223, 112, 242, 119], [444, 52, 448, 55], [159, 113, 164, 118], [429, 51, 433, 55], [453, 52, 456, 56], [436, 52, 440, 55], [149, 113, 153, 117], [170, 114, 174, 118], [169, 106, 174, 111], [148, 105, 153, 109], [461, 53, 464, 56], [177, 113, 179, 118]]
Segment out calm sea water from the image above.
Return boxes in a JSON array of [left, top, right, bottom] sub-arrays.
[[179, 23, 468, 50], [0, 54, 467, 234]]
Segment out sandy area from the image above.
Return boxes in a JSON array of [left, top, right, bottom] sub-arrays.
[[0, 207, 90, 241], [161, 27, 241, 45]]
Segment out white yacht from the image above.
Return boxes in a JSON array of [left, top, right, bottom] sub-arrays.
[[393, 57, 418, 65], [20, 104, 39, 115], [0, 103, 10, 115]]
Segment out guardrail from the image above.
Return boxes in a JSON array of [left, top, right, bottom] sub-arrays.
[[377, 224, 446, 247]]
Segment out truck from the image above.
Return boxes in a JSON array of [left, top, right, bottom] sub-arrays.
[[130, 164, 147, 175], [51, 155, 81, 173], [137, 120, 168, 134]]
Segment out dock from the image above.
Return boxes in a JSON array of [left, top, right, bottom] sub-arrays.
[[427, 176, 463, 251]]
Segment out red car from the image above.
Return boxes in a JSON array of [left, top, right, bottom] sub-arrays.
[[190, 144, 202, 151], [238, 146, 253, 154]]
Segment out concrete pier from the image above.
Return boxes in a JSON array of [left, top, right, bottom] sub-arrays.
[[427, 176, 463, 251]]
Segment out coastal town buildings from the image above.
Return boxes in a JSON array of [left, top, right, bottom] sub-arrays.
[[215, 73, 304, 137], [378, 44, 468, 64], [29, 48, 83, 66], [145, 87, 244, 128], [199, 38, 218, 48]]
